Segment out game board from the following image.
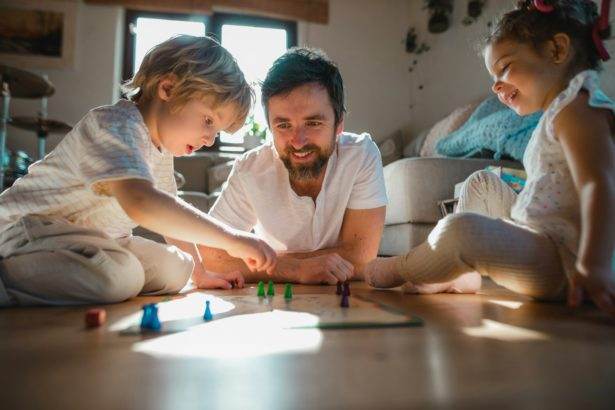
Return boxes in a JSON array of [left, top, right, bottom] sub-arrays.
[[119, 291, 422, 335]]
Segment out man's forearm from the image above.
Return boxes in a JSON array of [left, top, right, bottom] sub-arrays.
[[283, 244, 373, 278], [199, 242, 373, 283]]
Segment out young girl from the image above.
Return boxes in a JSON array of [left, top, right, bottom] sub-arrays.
[[365, 0, 615, 317], [0, 35, 277, 306]]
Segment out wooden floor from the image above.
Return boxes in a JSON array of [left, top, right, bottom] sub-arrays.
[[2, 280, 614, 410]]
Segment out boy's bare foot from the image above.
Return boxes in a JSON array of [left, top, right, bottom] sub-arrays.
[[363, 257, 406, 288]]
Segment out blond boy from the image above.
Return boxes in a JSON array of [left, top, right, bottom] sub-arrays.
[[0, 35, 276, 306]]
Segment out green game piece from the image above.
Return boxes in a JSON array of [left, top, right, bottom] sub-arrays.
[[257, 281, 265, 297], [267, 280, 275, 296], [284, 283, 293, 300]]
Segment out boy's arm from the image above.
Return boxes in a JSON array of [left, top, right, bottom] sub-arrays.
[[554, 96, 615, 317], [198, 206, 386, 284], [102, 178, 276, 273]]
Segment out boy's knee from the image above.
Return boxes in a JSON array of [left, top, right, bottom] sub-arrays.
[[96, 251, 145, 303], [154, 246, 194, 294]]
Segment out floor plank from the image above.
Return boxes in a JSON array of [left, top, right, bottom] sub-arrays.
[[1, 280, 614, 409]]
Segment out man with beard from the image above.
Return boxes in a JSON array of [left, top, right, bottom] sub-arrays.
[[195, 48, 387, 285]]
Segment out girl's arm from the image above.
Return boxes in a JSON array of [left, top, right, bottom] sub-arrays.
[[554, 94, 615, 317]]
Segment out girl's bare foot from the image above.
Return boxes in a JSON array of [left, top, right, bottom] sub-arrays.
[[363, 257, 406, 288], [402, 272, 482, 294]]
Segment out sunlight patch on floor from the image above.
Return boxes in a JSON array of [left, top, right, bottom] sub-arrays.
[[108, 293, 235, 332], [462, 319, 549, 342], [132, 310, 323, 359], [488, 299, 524, 310]]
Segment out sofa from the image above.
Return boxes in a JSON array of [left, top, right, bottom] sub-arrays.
[[378, 98, 524, 255]]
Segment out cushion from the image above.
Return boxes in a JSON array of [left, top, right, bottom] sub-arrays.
[[402, 129, 428, 158], [436, 96, 541, 161], [377, 130, 404, 166], [419, 101, 480, 157]]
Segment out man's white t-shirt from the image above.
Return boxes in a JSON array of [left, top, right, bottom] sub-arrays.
[[209, 132, 387, 253], [0, 99, 176, 238]]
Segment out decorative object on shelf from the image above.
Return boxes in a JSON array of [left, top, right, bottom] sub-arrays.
[[424, 0, 454, 34], [463, 0, 487, 26], [243, 115, 266, 151], [0, 64, 57, 188]]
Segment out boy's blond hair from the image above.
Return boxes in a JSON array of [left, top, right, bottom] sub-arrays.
[[122, 35, 253, 132]]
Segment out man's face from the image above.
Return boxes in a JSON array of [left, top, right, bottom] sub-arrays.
[[268, 82, 343, 181]]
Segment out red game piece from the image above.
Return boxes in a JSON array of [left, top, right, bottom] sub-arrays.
[[85, 308, 106, 328], [336, 282, 342, 295]]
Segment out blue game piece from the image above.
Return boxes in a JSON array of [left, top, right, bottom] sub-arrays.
[[140, 304, 152, 328], [140, 303, 161, 331], [204, 300, 213, 321]]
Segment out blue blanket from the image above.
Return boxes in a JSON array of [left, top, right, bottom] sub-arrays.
[[436, 96, 541, 161]]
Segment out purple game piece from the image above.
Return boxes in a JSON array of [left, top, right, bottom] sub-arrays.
[[343, 282, 350, 296], [340, 293, 349, 308]]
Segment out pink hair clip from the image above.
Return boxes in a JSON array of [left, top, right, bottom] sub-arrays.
[[593, 0, 611, 61], [533, 0, 554, 13]]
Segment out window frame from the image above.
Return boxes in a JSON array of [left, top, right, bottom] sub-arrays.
[[122, 9, 297, 152]]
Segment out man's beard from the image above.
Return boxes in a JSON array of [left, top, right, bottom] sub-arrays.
[[280, 143, 334, 181]]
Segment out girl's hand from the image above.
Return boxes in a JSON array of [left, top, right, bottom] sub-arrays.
[[193, 265, 245, 290], [226, 230, 277, 275], [568, 266, 615, 318]]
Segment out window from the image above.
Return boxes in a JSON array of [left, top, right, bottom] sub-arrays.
[[123, 10, 297, 152]]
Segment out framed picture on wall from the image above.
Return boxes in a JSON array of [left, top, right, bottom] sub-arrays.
[[0, 0, 77, 69]]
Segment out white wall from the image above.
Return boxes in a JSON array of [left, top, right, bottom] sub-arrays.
[[5, 0, 614, 160], [299, 0, 615, 141], [6, 2, 123, 156]]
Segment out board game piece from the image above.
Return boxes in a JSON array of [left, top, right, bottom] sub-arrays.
[[284, 283, 293, 300], [343, 282, 351, 296], [257, 281, 265, 297], [336, 282, 342, 295], [140, 303, 161, 331], [267, 280, 275, 296], [203, 300, 213, 321], [85, 308, 106, 328], [340, 293, 349, 308]]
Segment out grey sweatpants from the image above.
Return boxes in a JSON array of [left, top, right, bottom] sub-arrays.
[[398, 170, 568, 300], [0, 216, 194, 306]]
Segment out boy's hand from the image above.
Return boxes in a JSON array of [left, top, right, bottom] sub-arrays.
[[568, 267, 615, 318], [192, 264, 245, 290], [226, 231, 277, 275]]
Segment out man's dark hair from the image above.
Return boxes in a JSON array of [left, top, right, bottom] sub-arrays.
[[261, 47, 346, 126]]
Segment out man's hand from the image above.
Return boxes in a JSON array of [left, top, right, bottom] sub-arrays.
[[192, 262, 245, 290], [281, 253, 354, 284], [568, 266, 615, 318], [225, 230, 277, 275]]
